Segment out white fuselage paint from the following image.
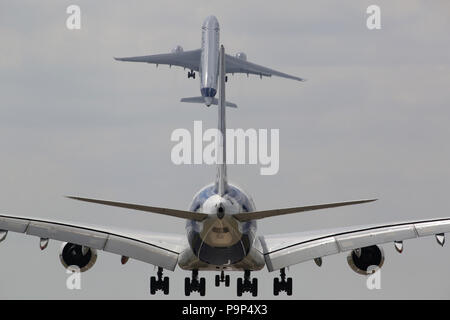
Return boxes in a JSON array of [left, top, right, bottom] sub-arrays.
[[178, 16, 266, 271], [199, 15, 220, 106]]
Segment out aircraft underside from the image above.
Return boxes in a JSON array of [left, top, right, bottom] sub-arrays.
[[151, 243, 276, 297]]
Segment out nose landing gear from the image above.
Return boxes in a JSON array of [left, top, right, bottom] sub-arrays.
[[215, 270, 230, 287], [273, 268, 292, 296], [185, 269, 206, 296], [237, 270, 258, 297], [150, 267, 169, 295]]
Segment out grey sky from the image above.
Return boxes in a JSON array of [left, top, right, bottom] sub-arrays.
[[0, 0, 450, 299]]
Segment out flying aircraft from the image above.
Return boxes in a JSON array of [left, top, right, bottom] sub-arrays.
[[0, 17, 449, 298], [114, 15, 305, 108]]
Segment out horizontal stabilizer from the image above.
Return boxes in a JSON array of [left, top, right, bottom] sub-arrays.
[[67, 196, 208, 221], [180, 96, 237, 108], [233, 199, 377, 222]]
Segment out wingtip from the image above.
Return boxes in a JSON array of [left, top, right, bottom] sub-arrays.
[[66, 195, 85, 201]]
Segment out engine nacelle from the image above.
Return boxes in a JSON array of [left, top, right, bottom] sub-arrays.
[[59, 242, 97, 272], [171, 45, 183, 53], [235, 52, 247, 61], [347, 245, 384, 275]]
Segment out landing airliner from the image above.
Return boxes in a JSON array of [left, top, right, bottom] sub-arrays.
[[0, 16, 449, 297], [115, 15, 305, 108]]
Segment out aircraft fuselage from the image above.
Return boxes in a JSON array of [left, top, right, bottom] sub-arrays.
[[199, 15, 220, 106], [178, 183, 265, 271]]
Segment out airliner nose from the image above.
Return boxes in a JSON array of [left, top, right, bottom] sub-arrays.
[[202, 15, 219, 30]]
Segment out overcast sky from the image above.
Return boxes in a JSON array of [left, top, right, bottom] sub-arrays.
[[0, 0, 450, 299]]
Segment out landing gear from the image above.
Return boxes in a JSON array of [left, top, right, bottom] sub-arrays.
[[273, 268, 292, 296], [187, 70, 196, 79], [237, 270, 258, 297], [225, 76, 228, 82], [185, 269, 206, 296], [215, 270, 230, 287], [150, 267, 169, 295]]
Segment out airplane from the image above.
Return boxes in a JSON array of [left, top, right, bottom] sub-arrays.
[[114, 15, 306, 108], [0, 18, 449, 298]]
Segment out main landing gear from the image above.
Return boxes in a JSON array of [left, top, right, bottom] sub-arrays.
[[273, 268, 292, 296], [185, 269, 206, 296], [150, 267, 169, 295], [215, 270, 230, 287], [187, 70, 195, 79], [237, 270, 258, 297]]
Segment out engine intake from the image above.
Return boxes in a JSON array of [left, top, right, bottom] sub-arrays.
[[235, 52, 247, 61], [347, 245, 384, 275], [59, 242, 97, 272], [171, 45, 183, 53]]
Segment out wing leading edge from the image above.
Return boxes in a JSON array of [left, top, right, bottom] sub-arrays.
[[114, 49, 304, 82], [225, 54, 306, 82], [0, 213, 186, 271], [114, 49, 202, 71], [259, 218, 450, 271]]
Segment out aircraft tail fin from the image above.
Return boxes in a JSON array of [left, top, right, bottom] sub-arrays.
[[180, 96, 237, 108], [215, 45, 228, 196]]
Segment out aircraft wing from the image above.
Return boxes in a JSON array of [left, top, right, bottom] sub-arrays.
[[114, 49, 201, 71], [259, 217, 450, 271], [225, 54, 305, 81], [0, 213, 187, 271]]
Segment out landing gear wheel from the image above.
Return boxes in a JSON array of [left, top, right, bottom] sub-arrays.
[[184, 270, 206, 296], [236, 270, 258, 297], [150, 276, 156, 295], [237, 278, 243, 297], [252, 278, 258, 297], [225, 275, 230, 287], [163, 276, 169, 295], [184, 277, 191, 296], [286, 277, 293, 296], [273, 268, 292, 296], [273, 278, 279, 296], [199, 278, 206, 296], [215, 275, 220, 287], [187, 70, 196, 79], [149, 267, 169, 295], [216, 270, 230, 287]]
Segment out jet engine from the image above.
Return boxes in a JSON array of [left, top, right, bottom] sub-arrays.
[[59, 242, 97, 272], [235, 52, 247, 61], [171, 45, 184, 53], [346, 245, 384, 275]]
